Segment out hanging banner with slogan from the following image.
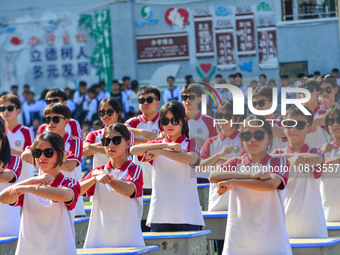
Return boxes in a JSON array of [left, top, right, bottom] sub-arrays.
[[257, 25, 278, 69], [194, 15, 215, 58], [235, 13, 256, 57], [215, 27, 236, 70]]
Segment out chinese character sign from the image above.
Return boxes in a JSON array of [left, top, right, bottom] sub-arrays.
[[194, 15, 214, 58], [215, 27, 236, 70], [257, 25, 278, 69], [235, 13, 256, 57]]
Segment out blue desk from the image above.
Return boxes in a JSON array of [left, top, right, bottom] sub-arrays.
[[77, 245, 158, 255]]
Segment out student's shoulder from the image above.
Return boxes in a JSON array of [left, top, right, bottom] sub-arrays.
[[268, 154, 289, 166], [309, 146, 323, 155], [37, 124, 47, 133], [125, 115, 142, 127]]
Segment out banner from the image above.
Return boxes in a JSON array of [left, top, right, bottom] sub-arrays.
[[257, 25, 278, 69], [235, 13, 256, 57], [215, 27, 236, 70], [194, 15, 215, 58]]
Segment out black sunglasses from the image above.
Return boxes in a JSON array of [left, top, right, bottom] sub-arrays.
[[160, 117, 180, 126], [32, 148, 55, 158], [101, 136, 126, 146], [252, 99, 271, 108], [181, 95, 196, 101], [46, 98, 62, 104], [138, 96, 157, 104], [98, 109, 115, 117], [328, 117, 340, 126], [215, 112, 233, 120], [0, 105, 16, 112], [284, 120, 309, 130], [43, 116, 66, 124], [240, 130, 265, 142], [320, 87, 333, 94]]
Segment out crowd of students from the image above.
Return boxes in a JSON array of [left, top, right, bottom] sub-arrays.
[[0, 70, 339, 255]]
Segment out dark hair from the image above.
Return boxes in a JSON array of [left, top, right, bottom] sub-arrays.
[[131, 80, 139, 90], [122, 76, 130, 82], [23, 84, 30, 89], [159, 100, 189, 137], [112, 79, 119, 84], [98, 97, 122, 115], [259, 74, 267, 79], [88, 85, 98, 95], [93, 119, 102, 127], [0, 119, 11, 167], [325, 104, 340, 131], [298, 78, 321, 91], [318, 74, 338, 88], [79, 81, 87, 87], [0, 94, 22, 109], [31, 132, 64, 168], [11, 85, 18, 90], [181, 83, 203, 97], [103, 123, 131, 156], [185, 74, 193, 85], [40, 89, 49, 100], [240, 114, 273, 150], [297, 73, 305, 79], [285, 105, 314, 126], [228, 74, 235, 79], [99, 80, 105, 86], [167, 76, 175, 82], [44, 103, 71, 119], [45, 88, 67, 101], [314, 71, 321, 76], [252, 87, 273, 101], [332, 68, 339, 73], [138, 86, 161, 101], [280, 74, 289, 80], [215, 74, 223, 78], [235, 72, 243, 78], [215, 100, 242, 129]]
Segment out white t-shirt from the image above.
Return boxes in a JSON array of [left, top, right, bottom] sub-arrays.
[[200, 130, 241, 211], [221, 154, 292, 255], [320, 140, 340, 221], [126, 114, 161, 189], [82, 160, 144, 248], [163, 87, 182, 103], [273, 144, 328, 238], [140, 135, 204, 227], [306, 105, 330, 147]]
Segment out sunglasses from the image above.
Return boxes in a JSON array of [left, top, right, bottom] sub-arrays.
[[32, 148, 55, 158], [320, 87, 333, 94], [98, 109, 115, 117], [43, 116, 66, 124], [46, 98, 62, 105], [138, 97, 157, 104], [181, 95, 196, 101], [252, 99, 271, 108], [328, 117, 340, 126], [240, 130, 265, 142], [215, 112, 233, 120], [160, 117, 180, 126], [0, 105, 16, 112], [284, 120, 309, 130], [101, 136, 126, 146]]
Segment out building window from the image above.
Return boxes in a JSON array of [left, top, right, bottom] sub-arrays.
[[282, 0, 337, 21]]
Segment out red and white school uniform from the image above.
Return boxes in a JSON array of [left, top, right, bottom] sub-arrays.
[[273, 144, 327, 238], [62, 132, 85, 216], [221, 155, 292, 255], [7, 124, 35, 180], [13, 173, 80, 255], [320, 140, 340, 221], [81, 160, 144, 248], [200, 130, 241, 211], [126, 113, 161, 189], [270, 118, 288, 153], [187, 111, 218, 178], [140, 135, 204, 227], [85, 127, 135, 169], [0, 155, 22, 236], [306, 105, 330, 147], [38, 118, 82, 139]]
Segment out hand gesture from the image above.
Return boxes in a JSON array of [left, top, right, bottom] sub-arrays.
[[217, 180, 233, 195], [321, 138, 334, 154], [95, 173, 114, 185], [167, 143, 182, 152], [142, 130, 157, 141], [252, 169, 271, 180], [220, 146, 235, 157], [92, 169, 107, 177], [319, 97, 330, 109], [9, 186, 29, 197], [35, 173, 54, 185], [289, 155, 306, 166], [145, 150, 162, 161]]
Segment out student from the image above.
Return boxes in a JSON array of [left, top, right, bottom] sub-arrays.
[[22, 103, 85, 216], [22, 91, 40, 126], [272, 106, 327, 238], [0, 94, 35, 180], [125, 86, 161, 195], [209, 115, 292, 255], [38, 88, 82, 138], [129, 80, 140, 116], [252, 87, 288, 152], [320, 104, 340, 221], [163, 76, 182, 103], [259, 74, 267, 87], [131, 101, 204, 232], [84, 97, 155, 169], [0, 119, 22, 236], [80, 123, 144, 248], [0, 132, 80, 255], [317, 74, 338, 109], [200, 100, 242, 211], [298, 79, 330, 147]]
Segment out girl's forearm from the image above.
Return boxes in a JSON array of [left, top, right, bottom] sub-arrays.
[[209, 171, 255, 183], [109, 178, 135, 197], [79, 177, 96, 196], [130, 143, 168, 156], [160, 150, 197, 165]]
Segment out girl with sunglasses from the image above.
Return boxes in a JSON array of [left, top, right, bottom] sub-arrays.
[[80, 123, 144, 248], [272, 106, 326, 238], [0, 119, 22, 236], [131, 100, 204, 232], [84, 97, 156, 169], [320, 104, 340, 221], [209, 115, 292, 255], [22, 103, 85, 216], [317, 74, 338, 110], [0, 132, 80, 255]]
